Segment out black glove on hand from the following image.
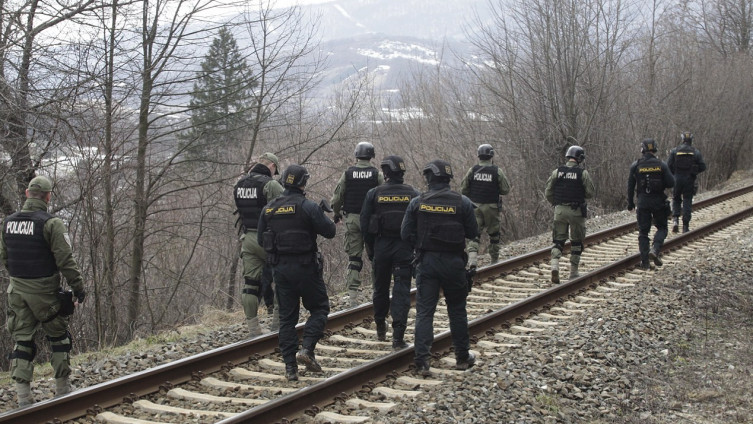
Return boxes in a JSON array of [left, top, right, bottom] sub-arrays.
[[334, 213, 342, 224], [74, 290, 86, 304], [627, 202, 635, 211], [365, 243, 375, 262]]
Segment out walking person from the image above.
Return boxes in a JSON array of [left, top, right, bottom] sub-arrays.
[[234, 152, 284, 336], [401, 160, 479, 376], [544, 146, 596, 283], [627, 139, 675, 269], [331, 142, 383, 307], [1, 176, 86, 407], [360, 155, 419, 349], [667, 132, 707, 233], [258, 164, 336, 381], [461, 143, 510, 268]]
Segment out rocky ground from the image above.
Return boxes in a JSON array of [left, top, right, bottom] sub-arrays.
[[0, 173, 751, 423]]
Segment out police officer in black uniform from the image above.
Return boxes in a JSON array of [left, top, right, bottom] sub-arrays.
[[667, 132, 707, 233], [360, 155, 419, 349], [627, 139, 675, 269], [401, 160, 479, 376], [258, 164, 336, 381]]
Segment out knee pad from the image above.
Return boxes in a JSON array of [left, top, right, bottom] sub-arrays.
[[243, 279, 262, 297], [9, 340, 36, 362], [552, 240, 566, 253], [348, 256, 363, 271], [47, 331, 72, 353], [571, 241, 583, 256], [489, 232, 501, 244]]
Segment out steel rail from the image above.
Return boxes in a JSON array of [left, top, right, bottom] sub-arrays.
[[1, 183, 751, 423]]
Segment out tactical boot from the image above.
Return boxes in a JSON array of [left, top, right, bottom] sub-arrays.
[[15, 382, 33, 407], [246, 317, 263, 337], [672, 217, 679, 233], [455, 352, 476, 371], [570, 263, 579, 279], [550, 259, 560, 284], [392, 339, 408, 350], [638, 260, 650, 270], [414, 360, 432, 377], [467, 251, 478, 269], [296, 348, 322, 373], [285, 364, 299, 381], [55, 377, 72, 397], [683, 220, 690, 233], [375, 321, 387, 341], [649, 247, 663, 266], [347, 289, 360, 308]]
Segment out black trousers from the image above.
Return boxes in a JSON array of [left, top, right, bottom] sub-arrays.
[[273, 255, 330, 366], [637, 202, 669, 262], [372, 237, 412, 341], [672, 174, 695, 223]]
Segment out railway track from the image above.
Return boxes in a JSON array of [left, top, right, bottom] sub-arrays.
[[2, 184, 752, 424]]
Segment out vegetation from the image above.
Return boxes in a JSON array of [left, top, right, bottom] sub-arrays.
[[1, 0, 752, 366]]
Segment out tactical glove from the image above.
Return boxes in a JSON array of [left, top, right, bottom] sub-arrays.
[[74, 290, 86, 304], [627, 202, 635, 211], [333, 213, 342, 224]]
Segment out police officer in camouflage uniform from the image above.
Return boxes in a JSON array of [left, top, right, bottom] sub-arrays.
[[1, 176, 86, 407], [627, 139, 675, 269], [331, 142, 383, 307], [360, 155, 419, 349], [544, 146, 596, 284], [234, 152, 284, 336], [461, 144, 510, 268], [258, 164, 336, 381], [402, 160, 479, 376], [667, 132, 707, 233]]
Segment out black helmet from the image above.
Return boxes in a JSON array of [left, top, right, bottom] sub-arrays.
[[477, 144, 494, 159], [282, 164, 310, 188], [381, 155, 406, 174], [681, 132, 693, 144], [422, 159, 454, 180], [565, 145, 585, 163], [354, 142, 375, 159], [641, 138, 658, 153]]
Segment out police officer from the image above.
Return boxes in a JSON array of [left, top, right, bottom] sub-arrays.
[[667, 132, 707, 233], [360, 155, 419, 349], [461, 144, 511, 268], [331, 142, 384, 307], [401, 160, 479, 376], [1, 176, 85, 407], [258, 164, 336, 381], [544, 146, 596, 283], [627, 139, 675, 269], [234, 152, 284, 336]]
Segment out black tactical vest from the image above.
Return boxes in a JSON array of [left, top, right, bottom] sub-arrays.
[[673, 144, 696, 174], [343, 166, 379, 213], [636, 156, 665, 197], [553, 166, 585, 205], [370, 184, 417, 238], [467, 164, 500, 204], [3, 210, 57, 278], [416, 189, 466, 252], [263, 194, 316, 254], [234, 173, 272, 230]]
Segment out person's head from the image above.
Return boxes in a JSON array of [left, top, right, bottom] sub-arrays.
[[565, 145, 585, 164], [681, 132, 693, 145], [26, 175, 53, 202], [422, 159, 453, 185], [282, 164, 310, 189], [477, 144, 494, 161], [641, 138, 658, 154], [380, 155, 406, 180], [258, 152, 280, 175], [354, 142, 375, 160]]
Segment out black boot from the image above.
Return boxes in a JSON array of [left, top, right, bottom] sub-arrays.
[[285, 364, 298, 381], [375, 321, 387, 341], [296, 348, 322, 372]]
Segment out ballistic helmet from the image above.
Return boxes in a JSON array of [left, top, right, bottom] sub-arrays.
[[477, 144, 494, 159], [681, 132, 693, 144], [282, 164, 310, 188], [354, 142, 375, 159], [641, 138, 658, 153], [565, 145, 585, 163], [381, 155, 407, 174], [422, 159, 454, 181]]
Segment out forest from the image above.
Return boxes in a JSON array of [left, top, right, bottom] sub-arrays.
[[1, 0, 752, 365]]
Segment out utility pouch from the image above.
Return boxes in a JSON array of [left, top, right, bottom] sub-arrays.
[[57, 290, 75, 317], [580, 203, 588, 218], [262, 231, 277, 253]]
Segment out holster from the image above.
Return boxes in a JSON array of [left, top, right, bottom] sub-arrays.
[[580, 203, 588, 218]]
